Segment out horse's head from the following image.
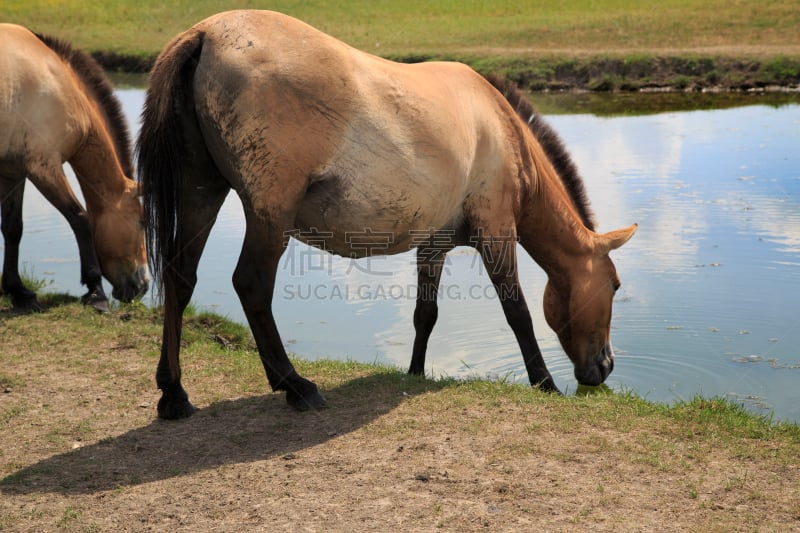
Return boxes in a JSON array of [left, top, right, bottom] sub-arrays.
[[92, 177, 149, 302], [543, 224, 637, 386]]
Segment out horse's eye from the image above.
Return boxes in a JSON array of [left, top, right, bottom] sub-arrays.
[[612, 280, 621, 292]]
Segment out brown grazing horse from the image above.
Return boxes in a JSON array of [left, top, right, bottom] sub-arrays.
[[0, 24, 148, 311], [138, 10, 636, 419]]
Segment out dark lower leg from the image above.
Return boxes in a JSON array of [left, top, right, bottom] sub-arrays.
[[409, 248, 444, 375], [155, 274, 197, 419], [481, 235, 559, 393], [495, 290, 559, 392], [61, 211, 108, 311], [154, 184, 229, 419], [1, 179, 40, 309], [27, 172, 107, 311], [233, 239, 325, 411]]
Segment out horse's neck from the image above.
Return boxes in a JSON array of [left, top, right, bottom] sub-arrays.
[[68, 110, 128, 214], [518, 150, 595, 275]]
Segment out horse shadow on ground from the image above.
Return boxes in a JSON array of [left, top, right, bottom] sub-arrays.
[[1, 372, 455, 495]]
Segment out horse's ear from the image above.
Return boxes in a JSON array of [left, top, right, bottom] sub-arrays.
[[597, 223, 637, 254]]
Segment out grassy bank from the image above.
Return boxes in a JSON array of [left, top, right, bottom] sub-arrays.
[[1, 293, 799, 530], [2, 0, 800, 90]]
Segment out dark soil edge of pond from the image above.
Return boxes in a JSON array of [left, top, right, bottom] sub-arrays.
[[94, 50, 800, 93]]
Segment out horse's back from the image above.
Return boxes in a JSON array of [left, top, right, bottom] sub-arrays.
[[0, 24, 83, 169], [185, 11, 516, 254]]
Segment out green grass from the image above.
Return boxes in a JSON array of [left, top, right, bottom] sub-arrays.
[[2, 0, 799, 59], [3, 1, 799, 90], [3, 282, 799, 441]]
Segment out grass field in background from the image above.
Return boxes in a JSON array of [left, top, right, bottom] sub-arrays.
[[2, 0, 799, 59]]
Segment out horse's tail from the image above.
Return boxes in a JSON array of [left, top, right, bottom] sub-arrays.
[[136, 29, 204, 296]]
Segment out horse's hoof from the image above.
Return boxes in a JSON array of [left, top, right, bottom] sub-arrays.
[[9, 288, 42, 311], [286, 386, 328, 411], [81, 290, 109, 313], [13, 296, 43, 312], [157, 395, 198, 420], [533, 377, 562, 395], [92, 299, 110, 313]]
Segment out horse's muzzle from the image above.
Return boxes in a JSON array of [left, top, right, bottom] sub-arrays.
[[574, 344, 615, 386], [112, 265, 150, 302]]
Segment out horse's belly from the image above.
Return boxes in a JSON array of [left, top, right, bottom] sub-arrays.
[[294, 174, 463, 257]]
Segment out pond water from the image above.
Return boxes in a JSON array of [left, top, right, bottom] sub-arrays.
[[11, 88, 800, 422]]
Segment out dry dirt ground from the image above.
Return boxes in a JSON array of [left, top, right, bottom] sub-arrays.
[[1, 304, 799, 532]]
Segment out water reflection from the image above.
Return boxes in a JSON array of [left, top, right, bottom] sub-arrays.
[[534, 91, 800, 116], [565, 104, 800, 423], [9, 88, 800, 422]]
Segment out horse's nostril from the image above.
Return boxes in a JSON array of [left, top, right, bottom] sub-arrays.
[[602, 344, 615, 364], [598, 348, 614, 380]]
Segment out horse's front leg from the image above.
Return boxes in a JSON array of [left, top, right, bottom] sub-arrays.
[[26, 167, 108, 312], [478, 232, 560, 393], [409, 246, 446, 376], [0, 176, 40, 310], [233, 221, 326, 411], [493, 273, 559, 392]]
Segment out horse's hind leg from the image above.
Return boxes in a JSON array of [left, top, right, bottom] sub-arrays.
[[155, 178, 229, 420], [232, 209, 326, 411], [409, 246, 446, 376], [26, 166, 108, 312], [0, 176, 40, 310], [476, 229, 559, 393]]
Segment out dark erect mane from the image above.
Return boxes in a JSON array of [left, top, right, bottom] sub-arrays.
[[485, 75, 596, 231], [35, 33, 134, 178]]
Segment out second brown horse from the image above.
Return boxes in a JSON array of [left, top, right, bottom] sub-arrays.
[[0, 24, 148, 311]]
